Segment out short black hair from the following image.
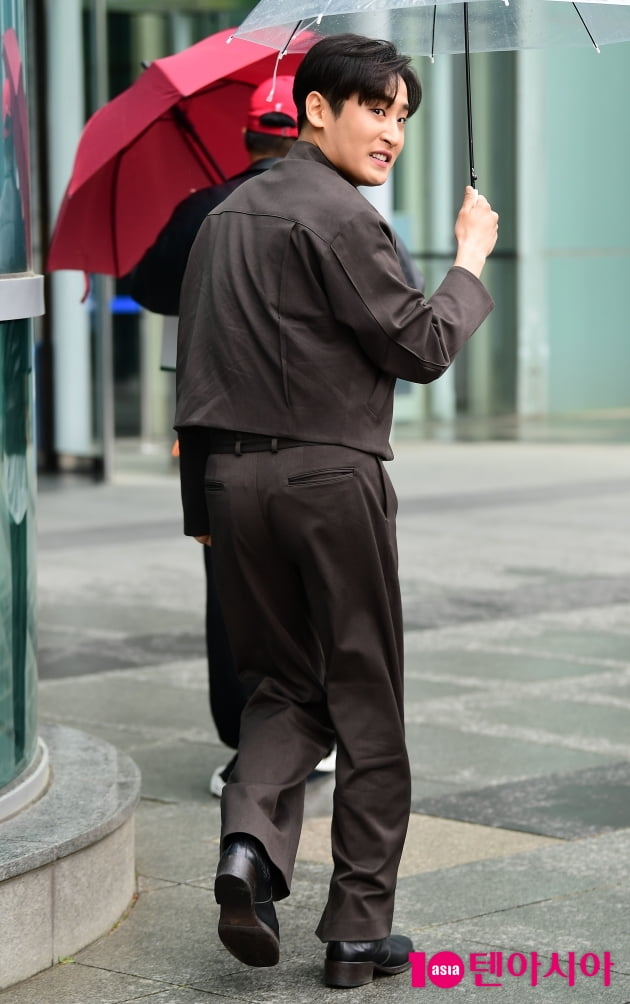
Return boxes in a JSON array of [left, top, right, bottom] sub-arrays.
[[293, 34, 422, 132]]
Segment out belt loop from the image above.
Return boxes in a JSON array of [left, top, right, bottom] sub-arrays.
[[234, 438, 242, 457], [271, 437, 278, 453]]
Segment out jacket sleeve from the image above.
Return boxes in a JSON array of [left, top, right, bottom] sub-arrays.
[[177, 426, 213, 536], [324, 216, 493, 384], [393, 231, 425, 294]]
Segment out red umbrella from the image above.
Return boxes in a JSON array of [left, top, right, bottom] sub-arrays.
[[2, 26, 31, 259], [46, 28, 307, 278]]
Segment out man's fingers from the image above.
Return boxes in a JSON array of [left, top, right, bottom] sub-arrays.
[[464, 187, 492, 211]]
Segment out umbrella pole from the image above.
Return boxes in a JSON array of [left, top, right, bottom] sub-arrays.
[[464, 2, 478, 190]]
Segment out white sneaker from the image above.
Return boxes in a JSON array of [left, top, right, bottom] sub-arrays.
[[313, 747, 336, 774], [209, 754, 238, 798], [209, 765, 227, 797]]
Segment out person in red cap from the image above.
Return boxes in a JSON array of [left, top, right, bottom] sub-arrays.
[[130, 75, 338, 796]]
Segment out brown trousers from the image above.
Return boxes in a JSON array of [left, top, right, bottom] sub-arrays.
[[204, 443, 410, 942]]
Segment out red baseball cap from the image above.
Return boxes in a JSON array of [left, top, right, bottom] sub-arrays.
[[247, 75, 298, 138]]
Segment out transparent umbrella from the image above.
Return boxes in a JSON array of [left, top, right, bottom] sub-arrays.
[[234, 0, 630, 186]]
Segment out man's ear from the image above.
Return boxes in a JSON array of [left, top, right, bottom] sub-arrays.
[[304, 90, 327, 129]]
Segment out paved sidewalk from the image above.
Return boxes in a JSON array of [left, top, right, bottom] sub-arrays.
[[5, 436, 630, 1002]]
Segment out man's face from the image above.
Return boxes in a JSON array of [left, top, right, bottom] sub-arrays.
[[316, 78, 408, 187]]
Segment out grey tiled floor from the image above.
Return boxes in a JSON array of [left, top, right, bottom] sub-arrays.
[[4, 435, 630, 1002]]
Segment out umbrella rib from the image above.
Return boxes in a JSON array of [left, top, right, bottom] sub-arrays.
[[171, 105, 227, 183], [571, 3, 601, 53], [280, 20, 307, 55], [431, 6, 437, 63]]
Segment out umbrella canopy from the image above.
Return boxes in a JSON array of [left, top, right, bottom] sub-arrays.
[[235, 0, 630, 55], [234, 0, 630, 185], [47, 28, 307, 277]]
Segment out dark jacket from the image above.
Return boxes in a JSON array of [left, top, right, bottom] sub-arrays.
[[175, 141, 494, 535]]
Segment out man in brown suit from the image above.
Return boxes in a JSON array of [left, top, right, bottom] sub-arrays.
[[175, 34, 498, 988]]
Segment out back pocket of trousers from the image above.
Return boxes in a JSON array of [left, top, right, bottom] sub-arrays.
[[288, 468, 355, 487]]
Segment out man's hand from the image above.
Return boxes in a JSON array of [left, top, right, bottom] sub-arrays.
[[453, 186, 499, 279], [195, 534, 212, 546]]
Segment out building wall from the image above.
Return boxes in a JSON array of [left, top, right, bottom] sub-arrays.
[[395, 41, 630, 425], [545, 44, 630, 413]]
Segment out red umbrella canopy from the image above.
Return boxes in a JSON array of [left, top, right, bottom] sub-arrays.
[[47, 28, 307, 277], [3, 26, 31, 261]]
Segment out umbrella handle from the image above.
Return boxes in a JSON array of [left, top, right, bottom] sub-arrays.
[[464, 2, 478, 190]]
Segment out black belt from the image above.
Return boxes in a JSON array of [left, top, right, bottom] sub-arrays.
[[207, 431, 310, 456]]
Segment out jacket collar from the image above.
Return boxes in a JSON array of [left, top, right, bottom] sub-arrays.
[[248, 156, 284, 173], [285, 140, 340, 174], [236, 157, 283, 180]]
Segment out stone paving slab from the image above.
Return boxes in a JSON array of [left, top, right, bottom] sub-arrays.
[[118, 739, 221, 804], [406, 721, 616, 792], [405, 675, 485, 701], [0, 964, 178, 1004], [74, 881, 285, 987], [506, 630, 630, 663], [37, 596, 202, 637], [38, 622, 205, 677], [400, 572, 630, 632], [38, 671, 213, 737], [413, 761, 630, 838], [407, 702, 630, 756], [297, 814, 559, 875], [405, 647, 624, 683], [393, 827, 630, 931], [412, 695, 630, 759], [135, 801, 222, 885]]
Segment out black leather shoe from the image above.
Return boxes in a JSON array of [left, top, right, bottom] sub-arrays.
[[325, 935, 413, 988], [214, 835, 279, 967]]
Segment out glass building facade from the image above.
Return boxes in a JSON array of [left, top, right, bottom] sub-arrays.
[[0, 0, 39, 791]]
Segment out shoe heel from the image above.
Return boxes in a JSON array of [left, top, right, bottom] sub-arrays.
[[215, 853, 279, 968], [325, 959, 375, 988], [215, 854, 256, 906]]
